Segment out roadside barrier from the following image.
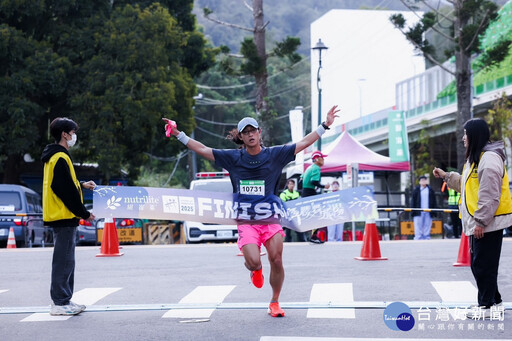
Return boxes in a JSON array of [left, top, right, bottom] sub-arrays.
[[144, 223, 184, 245], [7, 227, 16, 249], [354, 219, 387, 261], [453, 232, 471, 267], [96, 218, 124, 257], [377, 207, 458, 239]]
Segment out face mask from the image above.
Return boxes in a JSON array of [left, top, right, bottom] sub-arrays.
[[67, 133, 77, 147]]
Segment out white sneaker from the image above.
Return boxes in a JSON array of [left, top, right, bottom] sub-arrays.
[[69, 301, 86, 312], [50, 303, 82, 316]]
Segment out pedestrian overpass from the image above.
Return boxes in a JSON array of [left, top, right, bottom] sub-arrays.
[[324, 69, 512, 159]]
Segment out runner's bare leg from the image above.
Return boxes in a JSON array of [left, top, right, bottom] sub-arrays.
[[242, 244, 262, 271], [265, 233, 284, 302]]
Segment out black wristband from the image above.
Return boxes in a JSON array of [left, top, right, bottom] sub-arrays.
[[321, 122, 330, 130]]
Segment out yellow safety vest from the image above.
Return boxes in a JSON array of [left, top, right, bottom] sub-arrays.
[[448, 188, 460, 205], [43, 152, 83, 222], [463, 156, 512, 217], [280, 189, 300, 202]]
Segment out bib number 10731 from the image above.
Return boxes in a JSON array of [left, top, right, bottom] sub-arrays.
[[240, 180, 265, 196]]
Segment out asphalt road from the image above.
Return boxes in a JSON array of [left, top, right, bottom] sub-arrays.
[[1, 238, 511, 341]]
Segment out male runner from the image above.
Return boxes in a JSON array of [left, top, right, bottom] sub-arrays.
[[163, 105, 340, 317]]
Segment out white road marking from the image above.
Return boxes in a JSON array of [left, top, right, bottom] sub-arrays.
[[0, 289, 8, 294], [162, 285, 236, 319], [307, 283, 355, 319], [431, 281, 478, 319], [431, 281, 477, 303], [20, 287, 122, 322]]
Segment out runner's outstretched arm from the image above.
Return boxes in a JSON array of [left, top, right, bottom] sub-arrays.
[[295, 105, 340, 155], [162, 118, 215, 161]]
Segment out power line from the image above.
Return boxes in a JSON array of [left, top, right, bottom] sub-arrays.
[[195, 78, 309, 106], [195, 57, 310, 91], [196, 82, 255, 90], [195, 125, 230, 139], [195, 116, 238, 126]]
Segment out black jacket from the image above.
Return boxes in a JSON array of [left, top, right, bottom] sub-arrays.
[[411, 185, 437, 217]]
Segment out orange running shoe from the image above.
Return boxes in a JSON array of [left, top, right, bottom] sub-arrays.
[[268, 302, 285, 317], [250, 268, 264, 288]]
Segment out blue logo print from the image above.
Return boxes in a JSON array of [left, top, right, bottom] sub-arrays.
[[383, 302, 415, 331]]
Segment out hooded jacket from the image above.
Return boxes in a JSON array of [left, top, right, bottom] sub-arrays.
[[41, 144, 90, 227], [445, 141, 512, 236]]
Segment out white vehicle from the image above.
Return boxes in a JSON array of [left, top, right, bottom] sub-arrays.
[[184, 173, 238, 243]]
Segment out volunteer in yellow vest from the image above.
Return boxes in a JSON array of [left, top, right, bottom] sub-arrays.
[[433, 118, 511, 319], [279, 179, 302, 242], [42, 117, 96, 316]]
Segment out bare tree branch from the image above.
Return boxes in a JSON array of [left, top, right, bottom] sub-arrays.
[[420, 0, 453, 23], [243, 0, 253, 12], [203, 14, 254, 32], [465, 10, 490, 53], [396, 26, 456, 75], [399, 0, 424, 21], [399, 1, 456, 44]]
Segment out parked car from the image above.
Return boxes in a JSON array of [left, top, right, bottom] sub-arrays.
[[76, 204, 98, 245], [0, 184, 50, 247], [184, 173, 238, 243]]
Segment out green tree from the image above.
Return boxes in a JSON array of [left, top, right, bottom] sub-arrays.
[[202, 0, 301, 144], [71, 4, 200, 182], [0, 24, 70, 184], [0, 1, 216, 185], [411, 120, 438, 181], [390, 0, 509, 169], [486, 92, 512, 164]]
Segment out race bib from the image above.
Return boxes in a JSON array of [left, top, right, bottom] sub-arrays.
[[240, 180, 265, 196]]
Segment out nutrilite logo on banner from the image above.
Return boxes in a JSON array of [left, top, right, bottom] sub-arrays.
[[93, 186, 378, 233]]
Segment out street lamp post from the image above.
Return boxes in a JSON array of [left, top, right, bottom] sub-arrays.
[[312, 38, 328, 151], [191, 93, 203, 178]]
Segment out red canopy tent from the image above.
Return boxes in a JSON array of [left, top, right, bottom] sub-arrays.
[[304, 131, 410, 173]]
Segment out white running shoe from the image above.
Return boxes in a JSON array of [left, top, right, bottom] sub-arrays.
[[69, 301, 86, 313], [50, 303, 83, 316]]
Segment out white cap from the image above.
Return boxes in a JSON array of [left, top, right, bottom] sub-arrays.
[[237, 117, 259, 132]]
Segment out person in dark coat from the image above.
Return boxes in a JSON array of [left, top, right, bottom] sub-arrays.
[[411, 175, 437, 240]]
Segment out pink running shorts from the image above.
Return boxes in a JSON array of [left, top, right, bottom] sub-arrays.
[[237, 224, 285, 250]]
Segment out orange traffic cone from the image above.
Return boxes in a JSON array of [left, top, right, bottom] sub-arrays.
[[453, 232, 471, 267], [96, 218, 123, 257], [7, 227, 16, 249], [354, 220, 387, 261]]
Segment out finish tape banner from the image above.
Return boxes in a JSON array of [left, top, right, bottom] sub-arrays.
[[93, 185, 378, 232]]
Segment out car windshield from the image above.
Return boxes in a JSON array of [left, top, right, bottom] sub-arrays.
[[0, 192, 22, 212], [192, 181, 233, 193]]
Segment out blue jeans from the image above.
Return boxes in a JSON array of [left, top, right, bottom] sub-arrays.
[[327, 224, 344, 241], [413, 212, 432, 240], [51, 226, 77, 305]]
